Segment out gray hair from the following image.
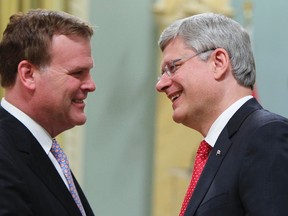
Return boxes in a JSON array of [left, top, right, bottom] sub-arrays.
[[158, 13, 256, 89]]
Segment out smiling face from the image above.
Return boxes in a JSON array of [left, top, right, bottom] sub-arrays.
[[156, 37, 218, 132], [33, 34, 96, 136]]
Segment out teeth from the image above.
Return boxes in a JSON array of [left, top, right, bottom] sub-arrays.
[[171, 94, 180, 102], [73, 99, 84, 103]]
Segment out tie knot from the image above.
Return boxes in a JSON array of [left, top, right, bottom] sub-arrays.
[[51, 139, 66, 162], [197, 140, 212, 155], [51, 138, 61, 151]]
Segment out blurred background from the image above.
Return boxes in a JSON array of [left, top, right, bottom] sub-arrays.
[[1, 0, 288, 215]]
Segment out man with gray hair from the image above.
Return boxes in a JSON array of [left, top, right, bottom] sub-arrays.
[[156, 13, 288, 216]]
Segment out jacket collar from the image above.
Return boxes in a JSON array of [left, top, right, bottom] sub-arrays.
[[184, 98, 262, 216]]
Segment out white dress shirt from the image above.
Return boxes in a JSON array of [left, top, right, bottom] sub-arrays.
[[205, 95, 253, 147], [1, 98, 69, 188]]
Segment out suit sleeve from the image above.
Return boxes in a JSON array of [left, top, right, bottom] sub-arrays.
[[0, 135, 33, 215], [239, 120, 288, 215]]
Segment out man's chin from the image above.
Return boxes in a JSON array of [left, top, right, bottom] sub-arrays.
[[172, 113, 183, 124], [72, 115, 87, 126]]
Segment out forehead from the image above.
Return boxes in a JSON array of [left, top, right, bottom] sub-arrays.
[[50, 34, 91, 53], [163, 38, 186, 54], [161, 37, 192, 65], [49, 34, 93, 69]]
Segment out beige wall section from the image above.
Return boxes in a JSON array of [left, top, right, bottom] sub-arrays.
[[0, 0, 19, 98], [154, 94, 203, 216], [69, 0, 88, 20], [152, 1, 233, 215], [0, 0, 87, 184]]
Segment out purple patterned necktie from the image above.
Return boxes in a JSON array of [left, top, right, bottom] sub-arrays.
[[51, 139, 86, 216]]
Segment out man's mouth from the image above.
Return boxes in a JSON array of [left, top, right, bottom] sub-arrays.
[[170, 93, 181, 102], [72, 99, 84, 104]]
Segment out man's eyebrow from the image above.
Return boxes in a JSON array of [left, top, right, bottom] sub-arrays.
[[162, 58, 181, 68], [69, 65, 93, 72]]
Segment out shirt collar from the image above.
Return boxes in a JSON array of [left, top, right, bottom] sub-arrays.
[[205, 95, 253, 147]]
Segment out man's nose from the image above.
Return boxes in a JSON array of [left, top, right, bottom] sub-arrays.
[[156, 74, 172, 92], [83, 73, 96, 92]]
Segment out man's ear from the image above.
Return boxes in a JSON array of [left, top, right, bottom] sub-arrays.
[[211, 48, 230, 80], [17, 60, 36, 90]]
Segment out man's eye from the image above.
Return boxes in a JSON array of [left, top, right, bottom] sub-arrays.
[[167, 59, 182, 73], [168, 63, 179, 73], [72, 71, 83, 76], [169, 65, 176, 73]]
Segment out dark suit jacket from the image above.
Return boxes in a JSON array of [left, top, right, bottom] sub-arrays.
[[185, 98, 288, 216], [0, 106, 94, 216]]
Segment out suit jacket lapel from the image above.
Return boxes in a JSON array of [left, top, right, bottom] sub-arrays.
[[27, 140, 82, 216], [184, 98, 262, 216], [9, 116, 82, 216], [72, 172, 95, 216], [185, 129, 232, 216]]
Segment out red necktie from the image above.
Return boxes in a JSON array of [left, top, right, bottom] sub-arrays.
[[179, 140, 212, 216]]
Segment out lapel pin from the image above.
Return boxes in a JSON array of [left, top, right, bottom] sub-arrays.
[[216, 150, 221, 156]]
